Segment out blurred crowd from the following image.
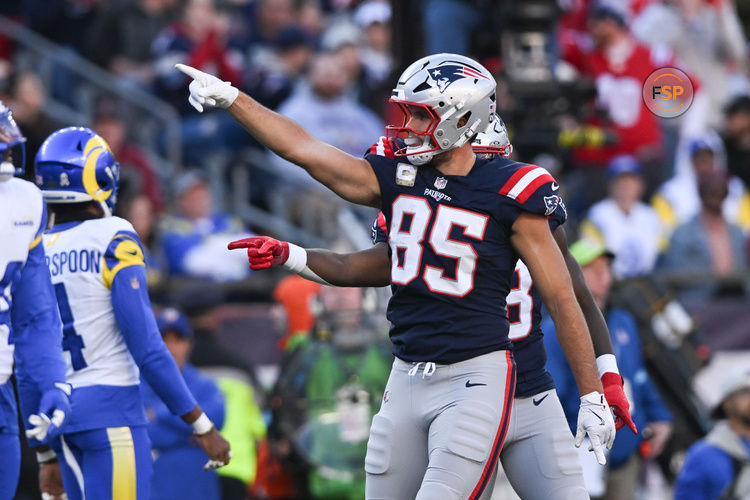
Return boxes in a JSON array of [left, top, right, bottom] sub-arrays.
[[2, 0, 750, 499]]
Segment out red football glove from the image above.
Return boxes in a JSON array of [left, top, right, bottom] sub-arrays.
[[228, 236, 289, 270], [602, 372, 638, 434]]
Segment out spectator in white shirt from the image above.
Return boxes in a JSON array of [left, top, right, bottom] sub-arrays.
[[581, 155, 666, 278]]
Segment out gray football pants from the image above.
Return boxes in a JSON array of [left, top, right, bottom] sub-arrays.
[[364, 350, 516, 500], [496, 389, 588, 500]]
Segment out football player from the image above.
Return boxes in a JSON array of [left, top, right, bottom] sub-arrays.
[[0, 103, 71, 500], [230, 117, 637, 499], [34, 127, 230, 500], [180, 53, 615, 499]]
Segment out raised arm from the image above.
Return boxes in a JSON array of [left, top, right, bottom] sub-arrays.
[[228, 236, 391, 287], [511, 212, 615, 464], [176, 64, 381, 208]]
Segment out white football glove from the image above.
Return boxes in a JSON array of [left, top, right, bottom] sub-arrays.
[[175, 64, 239, 113], [26, 383, 71, 443], [203, 453, 231, 471], [41, 492, 68, 500], [574, 391, 616, 465]]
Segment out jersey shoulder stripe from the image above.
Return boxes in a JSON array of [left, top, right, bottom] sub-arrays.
[[377, 212, 388, 235], [498, 165, 555, 203], [371, 212, 388, 245]]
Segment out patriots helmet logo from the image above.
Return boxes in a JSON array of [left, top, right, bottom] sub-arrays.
[[427, 64, 489, 93], [544, 195, 560, 216]]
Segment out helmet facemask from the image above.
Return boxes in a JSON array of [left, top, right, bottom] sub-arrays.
[[0, 105, 27, 182], [386, 101, 442, 165], [473, 114, 512, 160]]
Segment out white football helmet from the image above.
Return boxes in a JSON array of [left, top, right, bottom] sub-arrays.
[[473, 114, 512, 160], [387, 53, 497, 165]]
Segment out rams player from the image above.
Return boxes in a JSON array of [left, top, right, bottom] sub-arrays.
[[230, 117, 637, 499], [0, 103, 71, 500], [34, 127, 230, 499], [178, 52, 615, 498]]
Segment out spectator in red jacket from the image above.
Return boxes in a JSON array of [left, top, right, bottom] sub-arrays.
[[561, 2, 669, 189], [152, 0, 243, 115]]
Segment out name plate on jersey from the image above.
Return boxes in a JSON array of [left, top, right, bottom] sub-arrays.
[[396, 163, 417, 187]]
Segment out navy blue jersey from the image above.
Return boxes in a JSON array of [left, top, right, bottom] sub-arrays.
[[371, 168, 567, 395], [366, 153, 566, 365]]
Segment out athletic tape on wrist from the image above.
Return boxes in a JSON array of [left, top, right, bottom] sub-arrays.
[[284, 243, 307, 272], [192, 413, 213, 435], [596, 354, 620, 379], [36, 449, 57, 464], [581, 391, 606, 406], [284, 244, 332, 286]]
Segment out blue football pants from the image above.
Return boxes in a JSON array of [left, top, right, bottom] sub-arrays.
[[0, 429, 20, 500], [50, 425, 152, 500], [0, 379, 20, 500]]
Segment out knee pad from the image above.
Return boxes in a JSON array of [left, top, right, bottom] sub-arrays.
[[446, 401, 498, 462], [534, 427, 583, 478], [364, 413, 393, 475]]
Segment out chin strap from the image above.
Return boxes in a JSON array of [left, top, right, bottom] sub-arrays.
[[406, 136, 437, 166], [99, 200, 112, 217]]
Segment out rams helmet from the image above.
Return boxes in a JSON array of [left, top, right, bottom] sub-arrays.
[[35, 127, 120, 216]]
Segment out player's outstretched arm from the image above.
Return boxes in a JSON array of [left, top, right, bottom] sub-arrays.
[[176, 64, 380, 208], [228, 236, 391, 287], [511, 213, 615, 464], [553, 226, 638, 434]]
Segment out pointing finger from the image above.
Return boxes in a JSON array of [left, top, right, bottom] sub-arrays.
[[175, 63, 204, 81], [228, 238, 259, 250]]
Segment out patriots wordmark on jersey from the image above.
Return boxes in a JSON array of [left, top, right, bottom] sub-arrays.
[[364, 151, 566, 366]]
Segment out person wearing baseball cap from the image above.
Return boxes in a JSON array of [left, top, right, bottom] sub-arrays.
[[543, 239, 672, 499], [675, 369, 750, 499], [581, 155, 665, 279], [142, 307, 227, 500]]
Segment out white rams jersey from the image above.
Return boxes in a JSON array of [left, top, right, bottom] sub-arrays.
[[582, 199, 664, 279], [0, 178, 45, 384], [43, 216, 143, 388]]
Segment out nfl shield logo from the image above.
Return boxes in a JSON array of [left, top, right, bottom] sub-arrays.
[[434, 177, 447, 190]]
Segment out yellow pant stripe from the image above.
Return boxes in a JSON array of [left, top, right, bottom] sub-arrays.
[[106, 427, 137, 500]]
